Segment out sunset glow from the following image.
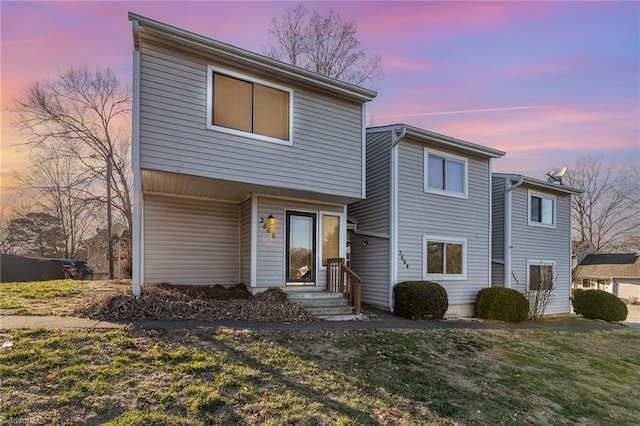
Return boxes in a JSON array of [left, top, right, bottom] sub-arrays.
[[1, 1, 638, 209]]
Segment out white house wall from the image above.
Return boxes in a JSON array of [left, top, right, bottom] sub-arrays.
[[143, 193, 240, 285], [510, 184, 572, 315], [396, 139, 492, 307], [138, 41, 364, 201]]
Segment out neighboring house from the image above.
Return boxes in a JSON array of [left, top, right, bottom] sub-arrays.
[[129, 14, 376, 296], [572, 240, 597, 269], [84, 229, 132, 280], [348, 125, 505, 316], [491, 174, 581, 315], [573, 253, 640, 301]]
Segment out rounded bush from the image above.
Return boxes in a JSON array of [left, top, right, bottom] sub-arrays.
[[571, 287, 584, 299], [573, 290, 628, 322], [393, 281, 448, 320], [475, 287, 529, 323]]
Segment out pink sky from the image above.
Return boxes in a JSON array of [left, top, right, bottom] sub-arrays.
[[1, 1, 638, 208]]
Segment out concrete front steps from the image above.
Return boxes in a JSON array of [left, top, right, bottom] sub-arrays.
[[282, 287, 362, 321]]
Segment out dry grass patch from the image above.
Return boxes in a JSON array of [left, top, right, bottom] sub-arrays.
[[1, 327, 639, 425]]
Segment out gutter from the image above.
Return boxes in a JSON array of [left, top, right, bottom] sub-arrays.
[[131, 18, 143, 296], [389, 126, 406, 311], [504, 176, 524, 288]]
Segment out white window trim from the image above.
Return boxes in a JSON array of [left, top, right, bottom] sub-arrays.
[[527, 189, 556, 229], [423, 235, 467, 280], [526, 260, 556, 292], [206, 65, 294, 146], [423, 147, 468, 199], [319, 211, 345, 270]]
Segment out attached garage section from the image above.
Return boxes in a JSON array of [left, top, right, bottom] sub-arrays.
[[143, 193, 240, 285]]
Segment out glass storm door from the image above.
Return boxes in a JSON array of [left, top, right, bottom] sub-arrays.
[[286, 211, 316, 285]]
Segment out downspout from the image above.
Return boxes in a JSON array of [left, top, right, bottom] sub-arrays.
[[504, 175, 524, 288], [131, 19, 143, 296], [389, 126, 406, 310]]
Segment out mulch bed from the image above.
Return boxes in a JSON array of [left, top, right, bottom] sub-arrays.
[[73, 283, 317, 323]]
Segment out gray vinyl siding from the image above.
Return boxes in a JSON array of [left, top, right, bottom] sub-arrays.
[[240, 197, 252, 285], [347, 131, 392, 308], [491, 176, 506, 261], [510, 185, 572, 315], [255, 196, 344, 288], [143, 194, 240, 285], [349, 233, 390, 309], [492, 262, 505, 287], [396, 138, 491, 305], [139, 41, 364, 200], [349, 131, 391, 234]]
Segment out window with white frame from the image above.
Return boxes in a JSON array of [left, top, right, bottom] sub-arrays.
[[423, 235, 466, 279], [207, 66, 292, 144], [424, 148, 467, 197], [528, 261, 555, 291], [528, 190, 555, 227], [321, 214, 340, 267], [581, 278, 591, 288]]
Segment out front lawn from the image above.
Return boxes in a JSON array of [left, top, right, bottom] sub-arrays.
[[0, 280, 90, 315], [1, 327, 638, 425]]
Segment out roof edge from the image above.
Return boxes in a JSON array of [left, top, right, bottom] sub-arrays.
[[128, 12, 377, 103], [367, 124, 505, 159], [493, 173, 583, 195]]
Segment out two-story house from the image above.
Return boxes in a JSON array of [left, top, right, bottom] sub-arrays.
[[129, 14, 376, 297], [348, 125, 505, 316], [491, 174, 581, 315]]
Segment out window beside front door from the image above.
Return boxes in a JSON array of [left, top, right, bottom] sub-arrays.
[[321, 214, 340, 267], [286, 211, 316, 284]]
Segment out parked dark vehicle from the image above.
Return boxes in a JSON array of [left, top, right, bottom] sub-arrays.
[[73, 261, 94, 280], [58, 259, 78, 279]]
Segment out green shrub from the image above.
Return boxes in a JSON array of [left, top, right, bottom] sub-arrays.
[[393, 281, 448, 320], [573, 290, 628, 322], [475, 287, 529, 323], [571, 287, 584, 299]]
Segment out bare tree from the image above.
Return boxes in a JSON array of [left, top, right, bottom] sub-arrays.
[[12, 66, 132, 232], [265, 4, 382, 87], [564, 157, 640, 252], [15, 148, 101, 259]]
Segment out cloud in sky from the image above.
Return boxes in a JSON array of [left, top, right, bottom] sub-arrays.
[[1, 1, 638, 207]]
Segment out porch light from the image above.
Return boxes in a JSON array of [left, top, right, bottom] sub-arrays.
[[261, 215, 277, 238]]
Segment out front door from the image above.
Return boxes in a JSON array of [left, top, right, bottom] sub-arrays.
[[286, 211, 316, 285]]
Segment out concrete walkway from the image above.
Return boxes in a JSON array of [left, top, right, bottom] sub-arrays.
[[1, 306, 634, 332]]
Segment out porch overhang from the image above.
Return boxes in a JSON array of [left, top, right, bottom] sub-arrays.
[[142, 169, 362, 205]]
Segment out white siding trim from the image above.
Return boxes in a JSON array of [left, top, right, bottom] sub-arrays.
[[390, 138, 399, 310], [132, 21, 143, 295], [488, 159, 492, 287], [206, 65, 294, 146], [361, 103, 367, 199], [505, 178, 512, 288], [422, 235, 468, 280], [250, 193, 258, 287]]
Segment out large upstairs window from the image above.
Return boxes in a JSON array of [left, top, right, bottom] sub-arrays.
[[424, 148, 468, 198], [528, 190, 555, 228], [207, 66, 292, 145]]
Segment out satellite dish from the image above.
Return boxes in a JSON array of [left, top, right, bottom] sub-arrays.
[[110, 222, 125, 239], [546, 166, 567, 185]]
